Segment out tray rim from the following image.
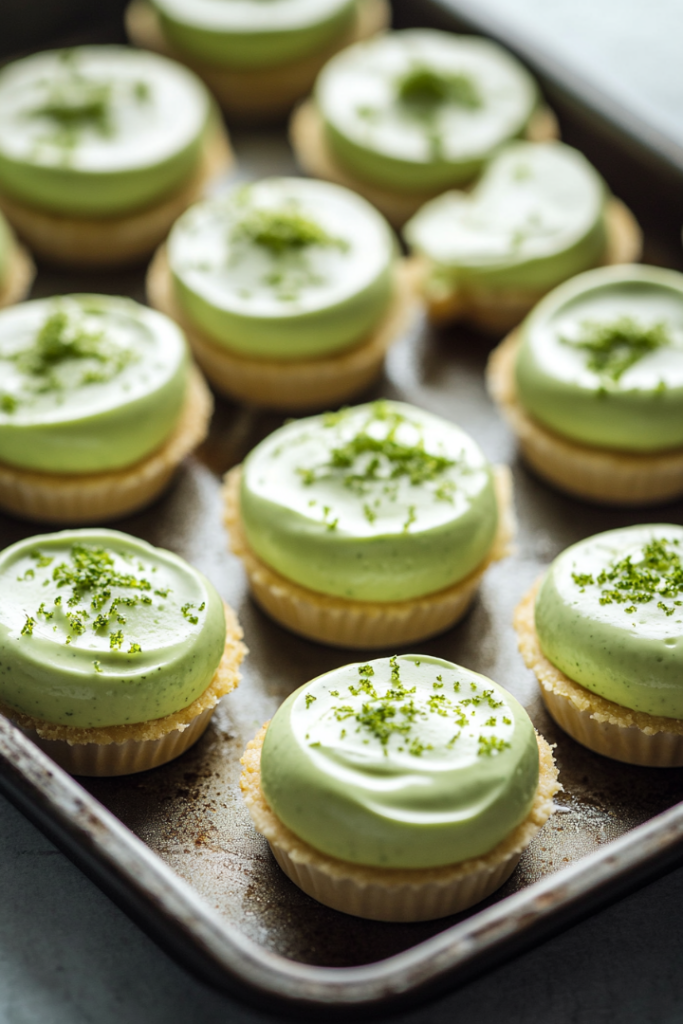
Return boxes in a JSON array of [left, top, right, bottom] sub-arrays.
[[2, 712, 683, 1018]]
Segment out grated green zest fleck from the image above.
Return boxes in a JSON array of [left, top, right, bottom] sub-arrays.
[[109, 630, 124, 650], [232, 208, 349, 256], [397, 66, 482, 110], [29, 74, 114, 148], [326, 657, 506, 757], [573, 537, 683, 616], [478, 735, 510, 757], [11, 309, 136, 400], [560, 316, 672, 384], [298, 404, 456, 498]]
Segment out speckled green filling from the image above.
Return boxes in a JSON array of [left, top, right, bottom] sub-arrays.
[[0, 529, 227, 728], [261, 655, 539, 868], [168, 178, 396, 359], [240, 400, 498, 601], [535, 524, 683, 718], [0, 294, 189, 475], [0, 46, 212, 216], [515, 265, 683, 452], [316, 29, 538, 192], [404, 142, 607, 294]]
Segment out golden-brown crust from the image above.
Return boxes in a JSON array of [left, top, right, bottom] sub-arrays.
[[222, 462, 515, 648], [524, 106, 560, 144], [241, 722, 559, 887], [419, 198, 643, 333], [146, 244, 421, 411], [486, 329, 683, 505], [0, 125, 233, 269], [126, 0, 390, 123], [0, 238, 35, 310], [0, 362, 213, 524], [0, 603, 246, 746], [289, 100, 560, 229]]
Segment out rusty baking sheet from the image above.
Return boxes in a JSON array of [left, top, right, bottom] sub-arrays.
[[2, 54, 683, 1017]]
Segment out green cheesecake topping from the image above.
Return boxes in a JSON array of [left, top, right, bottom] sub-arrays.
[[405, 142, 607, 296], [515, 265, 683, 451], [0, 46, 211, 216], [168, 177, 396, 360], [0, 294, 188, 474], [151, 0, 357, 69], [535, 524, 683, 719], [240, 400, 498, 601], [0, 529, 226, 728], [316, 29, 538, 192], [261, 655, 539, 868]]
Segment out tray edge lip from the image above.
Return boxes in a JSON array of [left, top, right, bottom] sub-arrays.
[[2, 711, 683, 1015]]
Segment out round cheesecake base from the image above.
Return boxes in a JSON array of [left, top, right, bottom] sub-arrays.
[[515, 583, 683, 767], [0, 125, 233, 269], [0, 239, 35, 309], [486, 329, 683, 506], [420, 198, 643, 334], [147, 246, 420, 412], [289, 100, 559, 229], [1, 604, 246, 777], [223, 463, 514, 649], [0, 363, 213, 525], [241, 724, 559, 922], [126, 0, 390, 123]]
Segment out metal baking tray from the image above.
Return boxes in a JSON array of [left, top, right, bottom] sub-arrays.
[[2, 7, 683, 1017]]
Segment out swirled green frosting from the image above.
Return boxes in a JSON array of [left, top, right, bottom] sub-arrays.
[[169, 177, 396, 359], [535, 524, 683, 719], [0, 294, 189, 475], [240, 400, 498, 601], [404, 141, 607, 295], [0, 46, 211, 216], [261, 654, 539, 868], [316, 29, 538, 192], [0, 529, 226, 728], [515, 265, 683, 451], [152, 0, 357, 68]]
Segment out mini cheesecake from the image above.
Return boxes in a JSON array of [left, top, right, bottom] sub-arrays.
[[404, 141, 642, 334], [0, 294, 212, 523], [147, 177, 417, 410], [126, 0, 390, 123], [487, 264, 683, 504], [0, 528, 245, 775], [223, 399, 515, 647], [515, 524, 683, 766], [291, 29, 557, 227], [0, 46, 232, 268], [241, 654, 559, 921]]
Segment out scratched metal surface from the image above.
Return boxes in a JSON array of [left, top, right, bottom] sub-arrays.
[[5, 129, 682, 970]]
